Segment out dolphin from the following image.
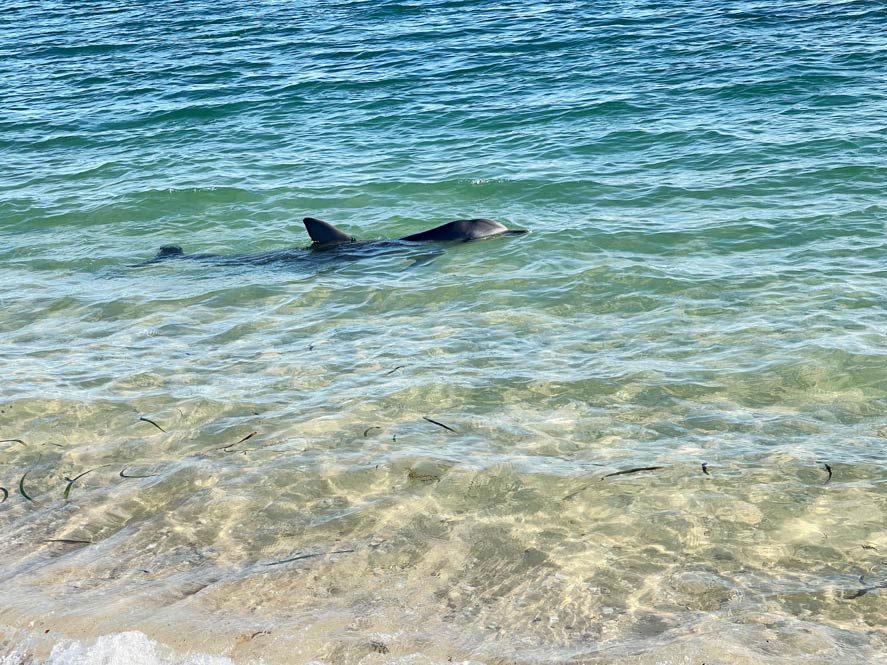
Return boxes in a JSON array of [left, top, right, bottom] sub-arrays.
[[303, 217, 529, 245], [139, 217, 528, 266]]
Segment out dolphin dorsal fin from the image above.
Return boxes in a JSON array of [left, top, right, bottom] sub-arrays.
[[303, 217, 355, 245]]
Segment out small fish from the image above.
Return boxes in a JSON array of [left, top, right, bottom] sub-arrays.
[[264, 551, 323, 565], [842, 583, 887, 600], [383, 366, 404, 376], [562, 483, 592, 501], [823, 463, 832, 483], [0, 439, 26, 447], [264, 548, 355, 566], [0, 487, 7, 503], [119, 466, 157, 479], [363, 426, 382, 437], [701, 463, 710, 476], [601, 466, 665, 480], [139, 416, 166, 433], [19, 471, 34, 502], [844, 588, 869, 599], [63, 466, 108, 499], [423, 416, 456, 433], [221, 431, 257, 451], [44, 539, 92, 545]]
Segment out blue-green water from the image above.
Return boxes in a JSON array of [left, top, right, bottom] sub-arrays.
[[3, 1, 887, 663]]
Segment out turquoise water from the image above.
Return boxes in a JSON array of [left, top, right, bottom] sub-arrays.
[[3, 1, 887, 663]]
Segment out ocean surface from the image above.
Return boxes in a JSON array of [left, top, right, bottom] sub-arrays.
[[2, 0, 887, 663]]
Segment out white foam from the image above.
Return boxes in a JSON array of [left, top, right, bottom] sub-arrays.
[[43, 631, 234, 665], [0, 629, 487, 665]]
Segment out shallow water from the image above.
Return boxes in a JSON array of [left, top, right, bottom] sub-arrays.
[[3, 1, 887, 663]]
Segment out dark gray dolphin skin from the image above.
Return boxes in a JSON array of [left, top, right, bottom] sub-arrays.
[[302, 217, 357, 244], [140, 216, 528, 265], [302, 216, 528, 245]]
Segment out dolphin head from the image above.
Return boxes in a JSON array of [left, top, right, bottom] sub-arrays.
[[303, 217, 356, 245]]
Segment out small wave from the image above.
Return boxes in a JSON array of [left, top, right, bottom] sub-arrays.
[[2, 631, 233, 665]]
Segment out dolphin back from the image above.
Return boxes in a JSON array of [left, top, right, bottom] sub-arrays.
[[400, 218, 527, 242]]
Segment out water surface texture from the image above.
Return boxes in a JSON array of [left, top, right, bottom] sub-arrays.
[[2, 1, 887, 663]]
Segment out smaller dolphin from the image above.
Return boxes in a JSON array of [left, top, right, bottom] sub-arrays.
[[302, 217, 529, 245], [139, 217, 528, 266]]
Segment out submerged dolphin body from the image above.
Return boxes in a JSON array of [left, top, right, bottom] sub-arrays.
[[140, 217, 528, 266]]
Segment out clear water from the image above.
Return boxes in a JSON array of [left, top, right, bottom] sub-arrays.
[[2, 1, 887, 663]]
